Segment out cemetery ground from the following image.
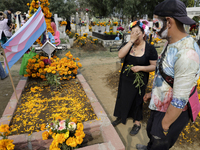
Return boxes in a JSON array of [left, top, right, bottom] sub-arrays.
[[0, 45, 200, 150]]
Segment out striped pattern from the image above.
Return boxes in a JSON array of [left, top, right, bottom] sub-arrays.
[[2, 7, 46, 73]]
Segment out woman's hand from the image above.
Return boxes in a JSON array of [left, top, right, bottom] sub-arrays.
[[143, 92, 151, 103], [131, 66, 142, 73], [130, 30, 141, 43]]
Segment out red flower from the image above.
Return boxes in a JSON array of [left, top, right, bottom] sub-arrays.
[[117, 27, 124, 31]]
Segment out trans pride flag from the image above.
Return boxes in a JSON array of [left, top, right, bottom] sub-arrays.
[[2, 7, 46, 73]]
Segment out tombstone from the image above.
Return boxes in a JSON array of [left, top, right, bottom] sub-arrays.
[[85, 13, 89, 32], [81, 12, 84, 21], [75, 12, 79, 32], [54, 14, 62, 31]]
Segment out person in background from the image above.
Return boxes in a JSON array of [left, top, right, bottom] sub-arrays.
[[136, 0, 200, 149], [112, 20, 158, 136], [65, 20, 71, 31]]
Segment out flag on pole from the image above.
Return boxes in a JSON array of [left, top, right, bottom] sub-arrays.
[[2, 7, 46, 73]]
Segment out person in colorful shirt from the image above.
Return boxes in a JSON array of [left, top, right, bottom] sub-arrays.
[[136, 0, 200, 150]]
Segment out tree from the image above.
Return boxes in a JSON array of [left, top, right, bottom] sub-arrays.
[[48, 0, 76, 20], [187, 0, 195, 7], [0, 0, 30, 13]]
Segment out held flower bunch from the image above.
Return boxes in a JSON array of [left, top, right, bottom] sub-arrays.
[[0, 124, 15, 150], [42, 117, 85, 150], [123, 64, 144, 95]]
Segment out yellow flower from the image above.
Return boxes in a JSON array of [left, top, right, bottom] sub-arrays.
[[32, 73, 37, 78], [76, 136, 83, 145], [40, 124, 46, 131], [77, 123, 84, 131], [77, 62, 82, 67], [64, 131, 69, 139], [52, 70, 56, 74], [55, 133, 65, 144], [6, 143, 15, 150], [151, 42, 154, 45], [75, 130, 85, 138], [70, 117, 77, 123], [0, 124, 9, 133], [66, 137, 77, 147], [42, 131, 49, 140]]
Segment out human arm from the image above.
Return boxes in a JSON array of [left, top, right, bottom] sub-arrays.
[[161, 49, 199, 131], [131, 60, 157, 73], [118, 31, 141, 59], [143, 92, 152, 103]]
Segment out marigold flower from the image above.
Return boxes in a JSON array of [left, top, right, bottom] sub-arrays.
[[0, 124, 10, 133], [77, 123, 84, 131], [32, 73, 37, 78], [66, 137, 77, 147], [75, 130, 85, 138], [40, 124, 46, 131], [42, 131, 49, 140], [76, 136, 83, 145], [77, 62, 82, 67]]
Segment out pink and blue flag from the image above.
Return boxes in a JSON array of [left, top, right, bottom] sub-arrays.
[[2, 7, 46, 73]]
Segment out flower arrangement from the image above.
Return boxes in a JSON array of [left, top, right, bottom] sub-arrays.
[[42, 116, 85, 150], [24, 52, 82, 87], [113, 21, 118, 26], [81, 21, 86, 26], [66, 30, 74, 38], [61, 21, 68, 26], [75, 33, 79, 39], [0, 124, 15, 150], [89, 26, 92, 31]]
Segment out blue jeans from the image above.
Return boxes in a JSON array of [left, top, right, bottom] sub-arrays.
[[0, 62, 7, 79]]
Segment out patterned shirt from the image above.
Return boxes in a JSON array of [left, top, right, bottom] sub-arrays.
[[149, 36, 200, 112]]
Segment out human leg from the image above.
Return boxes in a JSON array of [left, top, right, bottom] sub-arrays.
[[0, 62, 8, 80], [145, 110, 189, 150]]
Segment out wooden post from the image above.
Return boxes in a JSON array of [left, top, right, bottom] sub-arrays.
[[0, 46, 19, 101]]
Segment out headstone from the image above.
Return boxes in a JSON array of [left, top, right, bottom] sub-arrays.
[[85, 13, 89, 32], [54, 14, 62, 31]]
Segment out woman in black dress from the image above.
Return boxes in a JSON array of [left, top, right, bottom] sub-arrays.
[[112, 21, 158, 136]]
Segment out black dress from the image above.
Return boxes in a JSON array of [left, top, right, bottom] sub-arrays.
[[114, 42, 158, 124]]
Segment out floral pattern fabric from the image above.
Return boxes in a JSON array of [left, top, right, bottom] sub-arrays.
[[149, 36, 200, 112]]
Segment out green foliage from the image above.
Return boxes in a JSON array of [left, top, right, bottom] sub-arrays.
[[187, 0, 195, 7], [0, 0, 30, 13], [193, 16, 200, 23], [46, 72, 61, 89], [49, 0, 76, 20]]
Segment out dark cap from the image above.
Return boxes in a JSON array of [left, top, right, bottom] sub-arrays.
[[154, 0, 195, 25]]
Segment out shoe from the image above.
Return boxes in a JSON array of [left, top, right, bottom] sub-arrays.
[[1, 74, 8, 80], [130, 124, 141, 136], [136, 144, 147, 150], [112, 117, 122, 127]]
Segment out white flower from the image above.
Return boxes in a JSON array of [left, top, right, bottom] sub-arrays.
[[68, 122, 76, 131]]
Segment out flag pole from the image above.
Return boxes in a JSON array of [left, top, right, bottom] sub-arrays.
[[0, 46, 19, 102]]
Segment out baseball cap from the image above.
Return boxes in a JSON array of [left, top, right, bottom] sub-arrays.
[[153, 0, 195, 25]]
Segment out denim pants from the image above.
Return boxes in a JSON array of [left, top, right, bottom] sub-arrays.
[[0, 62, 7, 79], [146, 110, 189, 150]]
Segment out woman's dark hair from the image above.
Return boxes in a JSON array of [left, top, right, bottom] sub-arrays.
[[130, 21, 144, 34]]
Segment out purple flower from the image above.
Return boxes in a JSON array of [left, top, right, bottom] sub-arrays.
[[43, 59, 52, 65], [117, 27, 124, 31]]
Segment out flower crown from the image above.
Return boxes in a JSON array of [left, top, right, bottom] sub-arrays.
[[129, 21, 146, 30]]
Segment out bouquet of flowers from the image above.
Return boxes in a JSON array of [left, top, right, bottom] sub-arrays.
[[0, 124, 15, 150], [42, 117, 85, 150]]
